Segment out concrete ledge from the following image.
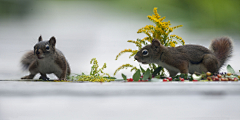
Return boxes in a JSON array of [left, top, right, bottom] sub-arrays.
[[1, 81, 240, 97]]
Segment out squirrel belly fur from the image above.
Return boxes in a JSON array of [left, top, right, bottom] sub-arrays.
[[134, 37, 233, 77], [21, 36, 71, 80]]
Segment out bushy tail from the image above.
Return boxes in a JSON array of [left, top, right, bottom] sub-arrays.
[[210, 37, 233, 69], [21, 51, 35, 71]]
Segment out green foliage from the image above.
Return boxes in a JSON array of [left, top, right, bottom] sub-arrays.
[[121, 73, 127, 80], [90, 58, 110, 77], [152, 66, 162, 77], [142, 68, 151, 80], [227, 64, 235, 74], [133, 70, 141, 81], [69, 58, 114, 82], [139, 65, 146, 74]]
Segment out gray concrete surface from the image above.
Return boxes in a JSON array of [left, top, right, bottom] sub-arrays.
[[1, 81, 240, 120]]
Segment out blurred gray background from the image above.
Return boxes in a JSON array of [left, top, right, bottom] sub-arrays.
[[0, 0, 239, 79]]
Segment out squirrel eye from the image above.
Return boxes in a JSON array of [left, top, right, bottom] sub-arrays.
[[142, 49, 148, 56], [45, 44, 50, 51]]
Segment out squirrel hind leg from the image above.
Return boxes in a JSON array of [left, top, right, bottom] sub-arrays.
[[202, 54, 219, 73], [21, 74, 35, 79], [39, 73, 49, 80]]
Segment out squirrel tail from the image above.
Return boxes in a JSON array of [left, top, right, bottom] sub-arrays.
[[210, 37, 233, 69], [21, 51, 35, 71]]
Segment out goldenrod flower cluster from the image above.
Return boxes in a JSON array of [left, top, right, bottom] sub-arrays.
[[75, 75, 114, 82], [114, 7, 185, 75], [69, 58, 114, 82], [114, 64, 138, 75], [138, 7, 185, 47], [90, 58, 110, 77]]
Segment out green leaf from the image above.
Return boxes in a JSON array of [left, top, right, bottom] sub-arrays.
[[149, 73, 152, 80], [114, 79, 125, 81], [142, 68, 151, 80], [133, 69, 141, 81], [121, 73, 127, 80], [152, 64, 157, 69], [227, 64, 235, 74], [152, 66, 162, 76], [139, 65, 146, 74], [103, 76, 117, 79], [154, 75, 161, 79], [180, 73, 185, 78]]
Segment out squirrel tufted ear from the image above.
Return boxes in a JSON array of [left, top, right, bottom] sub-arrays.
[[38, 35, 43, 42], [49, 36, 56, 46]]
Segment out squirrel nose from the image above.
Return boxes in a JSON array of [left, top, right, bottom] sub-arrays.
[[134, 56, 139, 61], [36, 50, 40, 55]]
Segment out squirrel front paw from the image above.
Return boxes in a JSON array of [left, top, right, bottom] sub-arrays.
[[39, 76, 50, 81]]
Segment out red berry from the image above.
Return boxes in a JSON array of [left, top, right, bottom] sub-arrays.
[[228, 78, 233, 81], [192, 80, 198, 82], [215, 77, 219, 81], [168, 77, 172, 81], [180, 78, 184, 81], [127, 78, 133, 82], [163, 78, 168, 82]]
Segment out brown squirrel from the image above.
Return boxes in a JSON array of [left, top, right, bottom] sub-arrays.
[[21, 36, 71, 80], [134, 37, 233, 77]]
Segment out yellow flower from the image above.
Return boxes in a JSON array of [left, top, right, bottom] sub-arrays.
[[153, 7, 160, 19], [114, 64, 137, 75], [169, 41, 175, 47], [182, 39, 185, 45], [115, 49, 133, 60], [127, 40, 142, 49], [129, 50, 138, 58]]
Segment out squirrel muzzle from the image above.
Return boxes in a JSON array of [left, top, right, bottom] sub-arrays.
[[35, 48, 44, 59]]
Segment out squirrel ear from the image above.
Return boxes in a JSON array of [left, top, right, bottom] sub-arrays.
[[49, 36, 56, 46], [151, 39, 160, 52], [152, 39, 160, 47], [38, 35, 43, 42]]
